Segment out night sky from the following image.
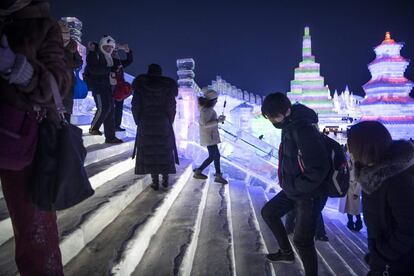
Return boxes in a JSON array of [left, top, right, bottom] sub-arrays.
[[51, 0, 414, 97]]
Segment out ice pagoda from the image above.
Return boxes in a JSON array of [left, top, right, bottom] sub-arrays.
[[360, 32, 414, 139], [287, 27, 334, 114]]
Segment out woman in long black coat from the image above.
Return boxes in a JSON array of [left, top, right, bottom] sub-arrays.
[[131, 64, 179, 190], [347, 121, 414, 276]]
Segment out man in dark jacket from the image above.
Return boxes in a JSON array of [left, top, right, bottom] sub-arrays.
[[84, 35, 122, 143], [131, 64, 179, 190], [260, 93, 329, 276]]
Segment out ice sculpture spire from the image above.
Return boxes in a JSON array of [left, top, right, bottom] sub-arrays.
[[360, 32, 414, 139], [302, 26, 312, 58], [287, 26, 334, 114]]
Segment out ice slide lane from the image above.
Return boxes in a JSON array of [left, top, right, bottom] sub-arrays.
[[229, 180, 274, 276]]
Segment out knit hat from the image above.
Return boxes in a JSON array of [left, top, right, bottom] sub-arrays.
[[99, 35, 115, 67], [99, 35, 116, 52], [202, 87, 218, 100]]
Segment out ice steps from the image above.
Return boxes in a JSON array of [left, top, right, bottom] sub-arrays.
[[64, 160, 191, 276], [109, 163, 193, 276], [131, 172, 209, 276]]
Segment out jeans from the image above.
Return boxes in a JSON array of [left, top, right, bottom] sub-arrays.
[[261, 190, 327, 276], [90, 84, 116, 139], [198, 145, 221, 174]]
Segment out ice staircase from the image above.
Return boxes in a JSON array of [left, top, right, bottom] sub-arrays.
[[0, 123, 369, 276]]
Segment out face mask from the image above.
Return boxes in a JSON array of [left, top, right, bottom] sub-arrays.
[[272, 117, 290, 129]]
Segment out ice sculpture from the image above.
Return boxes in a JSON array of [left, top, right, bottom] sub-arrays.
[[287, 27, 334, 114], [360, 32, 414, 140]]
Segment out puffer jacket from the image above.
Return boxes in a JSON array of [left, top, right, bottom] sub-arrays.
[[355, 140, 414, 275], [0, 2, 72, 123], [131, 74, 179, 174], [279, 104, 330, 199], [198, 106, 221, 147]]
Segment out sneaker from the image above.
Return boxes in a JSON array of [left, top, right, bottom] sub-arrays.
[[89, 129, 102, 136], [354, 220, 363, 232], [193, 169, 208, 180], [315, 234, 329, 242], [105, 137, 123, 144], [214, 173, 228, 184], [161, 180, 168, 188], [266, 250, 295, 264], [115, 127, 126, 132]]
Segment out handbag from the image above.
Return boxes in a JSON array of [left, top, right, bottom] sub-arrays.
[[73, 69, 88, 99], [113, 68, 132, 101], [0, 103, 39, 171], [30, 73, 94, 211]]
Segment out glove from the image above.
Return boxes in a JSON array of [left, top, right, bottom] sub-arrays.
[[0, 35, 16, 74]]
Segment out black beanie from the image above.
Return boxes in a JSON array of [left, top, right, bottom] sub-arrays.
[[147, 64, 162, 76]]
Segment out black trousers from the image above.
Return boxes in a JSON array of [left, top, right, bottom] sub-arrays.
[[90, 84, 116, 139], [198, 144, 221, 174], [285, 208, 327, 236], [261, 190, 327, 276], [114, 100, 124, 128]]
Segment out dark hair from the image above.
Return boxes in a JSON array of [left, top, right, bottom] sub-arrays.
[[147, 63, 162, 76], [261, 92, 291, 119], [347, 121, 392, 165], [198, 96, 217, 108]]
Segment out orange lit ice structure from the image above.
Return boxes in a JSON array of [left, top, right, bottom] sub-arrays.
[[360, 32, 414, 139]]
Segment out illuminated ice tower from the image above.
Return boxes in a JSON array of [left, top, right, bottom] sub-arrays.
[[360, 32, 414, 139], [287, 27, 333, 114]]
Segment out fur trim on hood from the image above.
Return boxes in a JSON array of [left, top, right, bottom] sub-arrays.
[[355, 140, 414, 194]]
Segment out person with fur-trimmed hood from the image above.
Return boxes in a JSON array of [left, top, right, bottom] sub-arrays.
[[0, 0, 72, 274], [347, 121, 414, 276], [131, 64, 179, 191], [85, 35, 122, 143]]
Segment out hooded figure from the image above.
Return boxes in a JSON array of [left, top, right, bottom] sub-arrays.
[[131, 64, 179, 190], [85, 34, 122, 143], [355, 140, 414, 275], [0, 0, 71, 275]]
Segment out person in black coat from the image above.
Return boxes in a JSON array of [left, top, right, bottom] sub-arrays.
[[131, 64, 179, 191], [260, 93, 330, 276], [84, 35, 122, 144], [347, 121, 414, 276]]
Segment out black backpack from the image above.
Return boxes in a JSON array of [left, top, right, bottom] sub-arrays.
[[322, 135, 350, 197]]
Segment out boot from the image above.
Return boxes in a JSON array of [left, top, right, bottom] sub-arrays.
[[214, 173, 228, 184], [151, 175, 159, 191], [161, 175, 169, 188], [354, 219, 363, 232], [346, 220, 355, 231], [193, 169, 208, 179]]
